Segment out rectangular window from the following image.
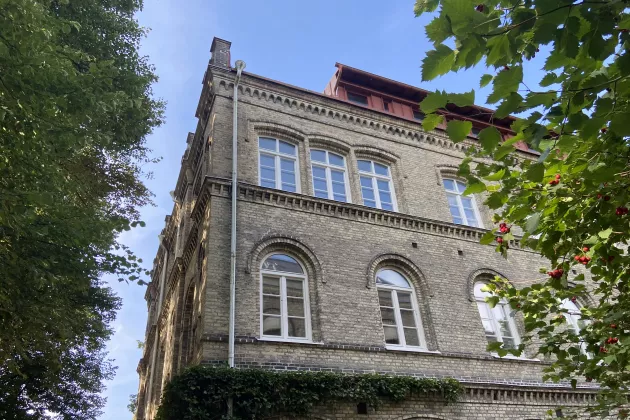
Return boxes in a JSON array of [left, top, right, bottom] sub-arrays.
[[358, 160, 396, 211], [310, 150, 350, 202], [347, 92, 369, 106], [383, 101, 391, 112], [413, 110, 425, 121], [443, 178, 482, 227], [258, 137, 299, 193]]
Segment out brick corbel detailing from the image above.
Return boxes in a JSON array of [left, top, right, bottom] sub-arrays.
[[194, 176, 533, 251]]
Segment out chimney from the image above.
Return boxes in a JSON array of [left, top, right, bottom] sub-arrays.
[[210, 37, 231, 68]]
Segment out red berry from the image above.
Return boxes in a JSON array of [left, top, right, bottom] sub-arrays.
[[611, 324, 617, 329], [571, 296, 577, 303], [604, 195, 611, 201], [597, 194, 603, 199], [586, 377, 593, 382], [600, 346, 608, 353], [611, 337, 619, 344], [496, 237, 504, 244], [601, 127, 608, 133], [555, 174, 561, 180], [583, 247, 589, 252], [574, 255, 581, 261], [503, 65, 510, 71], [516, 304, 521, 309]]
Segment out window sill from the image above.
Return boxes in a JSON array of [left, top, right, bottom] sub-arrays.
[[385, 346, 441, 354], [258, 336, 318, 345], [490, 352, 540, 362]]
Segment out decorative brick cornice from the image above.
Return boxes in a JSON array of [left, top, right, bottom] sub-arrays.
[[197, 176, 528, 251]]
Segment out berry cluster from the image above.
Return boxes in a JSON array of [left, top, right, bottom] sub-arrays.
[[547, 268, 564, 279], [605, 337, 619, 345], [574, 247, 591, 265], [499, 222, 510, 234], [616, 206, 628, 216], [548, 174, 561, 186]]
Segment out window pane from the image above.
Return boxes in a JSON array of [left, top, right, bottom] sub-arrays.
[[379, 192, 392, 205], [261, 180, 276, 188], [449, 206, 462, 219], [315, 190, 328, 198], [358, 160, 372, 173], [259, 137, 276, 151], [333, 194, 347, 202], [288, 318, 306, 337], [485, 334, 500, 344], [380, 307, 396, 326], [281, 171, 296, 186], [332, 182, 346, 195], [482, 319, 495, 335], [378, 290, 393, 307], [400, 310, 416, 327], [286, 279, 304, 297], [404, 328, 420, 347], [381, 203, 393, 211], [262, 276, 280, 295], [474, 283, 490, 298], [280, 158, 295, 172], [464, 208, 477, 223], [312, 165, 326, 179], [287, 297, 305, 317], [452, 216, 463, 224], [347, 92, 369, 106], [502, 337, 517, 349], [314, 179, 328, 192], [413, 110, 425, 121], [374, 163, 389, 176], [447, 195, 458, 206], [260, 154, 275, 167], [376, 270, 410, 288], [262, 315, 281, 336], [377, 179, 390, 192], [443, 179, 456, 192], [310, 150, 326, 163], [364, 199, 377, 208], [262, 254, 303, 273], [461, 197, 474, 208], [261, 167, 276, 182], [456, 181, 467, 194], [383, 326, 399, 344], [361, 187, 375, 201], [330, 170, 345, 183], [279, 141, 296, 155], [396, 292, 413, 309], [283, 184, 296, 192], [329, 153, 344, 167], [360, 176, 373, 188], [262, 296, 281, 315]]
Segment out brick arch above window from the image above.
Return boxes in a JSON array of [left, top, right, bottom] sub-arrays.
[[246, 234, 324, 284], [434, 164, 462, 186], [250, 120, 307, 145], [398, 415, 452, 420], [353, 144, 400, 164], [307, 135, 351, 156], [366, 253, 432, 297], [466, 268, 510, 302]]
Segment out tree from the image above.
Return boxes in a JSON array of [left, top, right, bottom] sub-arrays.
[[415, 0, 630, 417], [0, 0, 163, 418]]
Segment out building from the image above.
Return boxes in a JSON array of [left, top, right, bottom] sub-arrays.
[[135, 37, 598, 419]]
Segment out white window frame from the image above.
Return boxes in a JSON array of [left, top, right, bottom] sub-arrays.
[[358, 160, 397, 211], [562, 299, 589, 354], [259, 254, 312, 342], [258, 137, 301, 193], [376, 269, 427, 350], [309, 149, 352, 203], [474, 283, 520, 350], [443, 178, 483, 228]]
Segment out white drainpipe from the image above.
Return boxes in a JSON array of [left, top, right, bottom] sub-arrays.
[[146, 234, 168, 418], [228, 60, 246, 369]]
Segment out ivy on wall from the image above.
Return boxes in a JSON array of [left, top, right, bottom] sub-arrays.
[[156, 366, 463, 419]]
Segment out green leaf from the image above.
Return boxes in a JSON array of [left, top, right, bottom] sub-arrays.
[[487, 66, 523, 104], [426, 17, 452, 45], [463, 182, 486, 195], [486, 35, 512, 66], [484, 168, 506, 181], [478, 127, 502, 153], [420, 91, 448, 113], [610, 113, 630, 137], [422, 45, 456, 81], [446, 120, 473, 142], [598, 228, 613, 239], [448, 90, 475, 107], [539, 73, 558, 87], [421, 113, 444, 131], [480, 230, 496, 245], [495, 92, 523, 118], [526, 212, 542, 234], [525, 163, 544, 182], [414, 0, 440, 15], [480, 74, 493, 88], [523, 92, 557, 109], [494, 143, 515, 160]]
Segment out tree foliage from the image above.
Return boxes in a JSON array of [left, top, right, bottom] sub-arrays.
[[415, 0, 630, 417], [157, 366, 463, 420], [0, 0, 163, 418]]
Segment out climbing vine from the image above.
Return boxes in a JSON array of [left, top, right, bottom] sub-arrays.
[[156, 365, 463, 419]]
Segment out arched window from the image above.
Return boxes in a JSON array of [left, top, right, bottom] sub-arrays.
[[443, 178, 482, 227], [358, 160, 396, 211], [260, 254, 311, 341], [258, 137, 299, 192], [310, 149, 350, 202], [376, 269, 426, 349], [474, 283, 520, 350]]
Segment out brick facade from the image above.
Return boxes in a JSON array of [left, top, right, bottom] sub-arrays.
[[135, 38, 599, 419]]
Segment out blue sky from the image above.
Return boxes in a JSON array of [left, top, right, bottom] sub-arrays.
[[100, 1, 547, 418]]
